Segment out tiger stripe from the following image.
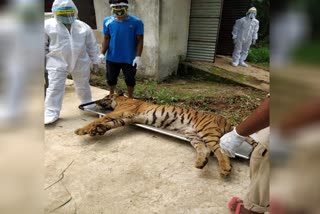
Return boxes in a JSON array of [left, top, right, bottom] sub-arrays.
[[76, 94, 248, 176]]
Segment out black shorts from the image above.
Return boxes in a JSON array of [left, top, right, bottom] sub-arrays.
[[106, 60, 137, 87]]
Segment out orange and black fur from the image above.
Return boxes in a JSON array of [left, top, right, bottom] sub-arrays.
[[75, 93, 255, 176]]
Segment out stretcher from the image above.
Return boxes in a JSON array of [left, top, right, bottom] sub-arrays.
[[79, 101, 254, 159]]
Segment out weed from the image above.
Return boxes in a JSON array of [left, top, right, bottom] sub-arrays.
[[246, 46, 269, 64]]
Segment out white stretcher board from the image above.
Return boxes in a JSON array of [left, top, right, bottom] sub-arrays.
[[80, 106, 254, 159]]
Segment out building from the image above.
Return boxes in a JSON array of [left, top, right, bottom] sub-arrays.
[[45, 0, 253, 81]]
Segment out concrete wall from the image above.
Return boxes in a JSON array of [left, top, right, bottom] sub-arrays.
[[93, 0, 191, 81], [158, 0, 191, 81]]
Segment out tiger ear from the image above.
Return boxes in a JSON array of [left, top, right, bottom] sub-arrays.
[[117, 90, 124, 96]]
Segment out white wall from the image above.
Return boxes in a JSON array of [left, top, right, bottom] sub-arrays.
[[93, 0, 191, 81], [158, 0, 191, 81]]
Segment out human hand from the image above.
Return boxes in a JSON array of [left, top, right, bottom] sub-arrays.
[[132, 56, 142, 69], [99, 54, 105, 64], [92, 64, 99, 73], [252, 39, 257, 45], [219, 128, 246, 158]]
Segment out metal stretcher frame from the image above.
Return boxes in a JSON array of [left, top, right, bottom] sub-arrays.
[[79, 102, 254, 159]]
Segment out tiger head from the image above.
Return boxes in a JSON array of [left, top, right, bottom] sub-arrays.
[[96, 91, 125, 109]]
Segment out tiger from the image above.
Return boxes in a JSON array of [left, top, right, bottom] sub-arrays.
[[75, 93, 258, 176]]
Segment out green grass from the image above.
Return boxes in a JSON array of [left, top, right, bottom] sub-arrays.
[[88, 69, 267, 125], [246, 46, 269, 64]]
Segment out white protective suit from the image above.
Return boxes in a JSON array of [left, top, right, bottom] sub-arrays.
[[232, 7, 259, 67], [0, 0, 42, 124], [45, 0, 99, 124]]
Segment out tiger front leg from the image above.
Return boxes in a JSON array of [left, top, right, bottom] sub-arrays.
[[75, 111, 135, 136], [75, 118, 112, 136]]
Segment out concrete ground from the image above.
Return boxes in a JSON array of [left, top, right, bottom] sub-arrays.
[[182, 55, 269, 92], [45, 80, 251, 214], [213, 55, 269, 85]]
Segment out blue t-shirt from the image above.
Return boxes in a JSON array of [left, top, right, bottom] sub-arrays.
[[103, 15, 144, 64]]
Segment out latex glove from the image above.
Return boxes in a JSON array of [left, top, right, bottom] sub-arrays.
[[99, 54, 105, 64], [92, 64, 99, 73], [132, 56, 142, 69], [252, 39, 257, 45], [219, 128, 246, 158]]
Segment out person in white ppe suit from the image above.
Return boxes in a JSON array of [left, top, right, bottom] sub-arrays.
[[231, 7, 259, 67], [45, 0, 100, 125]]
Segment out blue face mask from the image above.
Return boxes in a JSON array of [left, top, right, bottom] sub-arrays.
[[248, 13, 256, 20], [56, 15, 76, 24]]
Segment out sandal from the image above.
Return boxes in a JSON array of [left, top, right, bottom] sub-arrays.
[[228, 196, 244, 214]]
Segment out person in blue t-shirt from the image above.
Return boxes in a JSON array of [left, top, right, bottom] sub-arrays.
[[99, 0, 144, 98]]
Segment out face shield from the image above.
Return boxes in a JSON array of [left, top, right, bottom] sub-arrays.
[[54, 6, 77, 24], [247, 12, 257, 19], [246, 7, 257, 20], [110, 2, 128, 17]]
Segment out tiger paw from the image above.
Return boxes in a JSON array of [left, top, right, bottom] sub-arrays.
[[75, 128, 87, 135], [194, 153, 209, 169], [75, 124, 110, 136], [195, 157, 208, 169], [219, 164, 232, 177]]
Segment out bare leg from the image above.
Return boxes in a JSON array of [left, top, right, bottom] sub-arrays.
[[127, 86, 134, 98], [109, 85, 116, 95]]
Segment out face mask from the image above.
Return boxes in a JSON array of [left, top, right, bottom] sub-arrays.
[[54, 7, 76, 24], [111, 7, 127, 17], [56, 15, 76, 24], [248, 13, 256, 19]]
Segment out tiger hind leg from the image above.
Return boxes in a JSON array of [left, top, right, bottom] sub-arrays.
[[206, 141, 232, 176], [191, 140, 211, 169], [184, 131, 211, 169]]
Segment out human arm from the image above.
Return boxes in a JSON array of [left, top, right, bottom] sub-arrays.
[[135, 35, 143, 57], [85, 28, 100, 65], [252, 20, 259, 43], [45, 33, 50, 55], [100, 17, 111, 62], [232, 19, 241, 40], [132, 20, 144, 68], [45, 32, 50, 69], [132, 35, 143, 68], [98, 35, 110, 64], [101, 34, 110, 55], [236, 97, 269, 136], [277, 98, 320, 136], [219, 97, 270, 157]]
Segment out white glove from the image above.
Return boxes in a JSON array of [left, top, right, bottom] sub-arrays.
[[92, 64, 99, 73], [219, 128, 246, 158], [132, 56, 142, 69], [99, 54, 105, 64], [252, 39, 257, 45]]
